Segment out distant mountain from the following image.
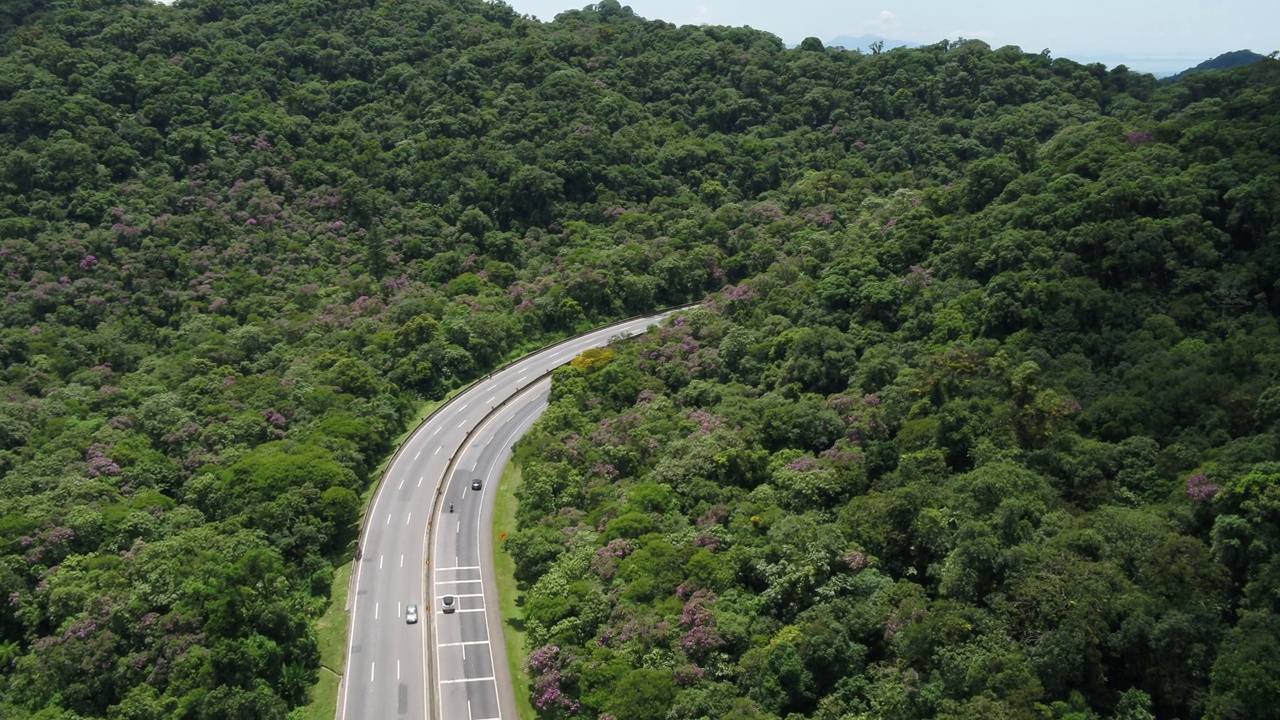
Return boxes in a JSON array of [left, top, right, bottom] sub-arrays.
[[1163, 49, 1268, 83], [825, 33, 916, 53]]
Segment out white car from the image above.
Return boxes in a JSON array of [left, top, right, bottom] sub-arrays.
[[405, 604, 418, 624], [441, 595, 456, 614]]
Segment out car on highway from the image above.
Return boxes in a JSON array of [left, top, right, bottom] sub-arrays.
[[406, 604, 418, 624], [441, 595, 456, 614], [471, 479, 483, 491]]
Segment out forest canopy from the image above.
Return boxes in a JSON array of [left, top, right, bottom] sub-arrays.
[[0, 0, 1278, 718]]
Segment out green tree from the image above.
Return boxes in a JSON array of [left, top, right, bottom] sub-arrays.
[[603, 668, 678, 720], [1208, 611, 1280, 720]]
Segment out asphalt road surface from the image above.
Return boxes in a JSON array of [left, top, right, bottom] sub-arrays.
[[340, 311, 677, 720], [431, 386, 547, 720]]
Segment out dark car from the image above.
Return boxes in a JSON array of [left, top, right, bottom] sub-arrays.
[[471, 479, 483, 491], [441, 595, 456, 614]]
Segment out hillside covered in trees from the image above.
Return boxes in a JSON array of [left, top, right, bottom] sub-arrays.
[[0, 0, 1277, 717], [1163, 49, 1268, 84]]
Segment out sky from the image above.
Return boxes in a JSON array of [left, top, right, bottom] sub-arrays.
[[502, 0, 1280, 73]]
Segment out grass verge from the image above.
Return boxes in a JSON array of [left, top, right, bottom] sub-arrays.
[[494, 461, 537, 720], [296, 559, 351, 720], [299, 366, 545, 719]]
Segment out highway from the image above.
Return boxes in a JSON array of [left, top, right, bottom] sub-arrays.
[[339, 311, 676, 720], [431, 384, 548, 720]]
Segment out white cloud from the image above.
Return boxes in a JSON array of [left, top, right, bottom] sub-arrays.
[[688, 4, 713, 25], [863, 9, 901, 36]]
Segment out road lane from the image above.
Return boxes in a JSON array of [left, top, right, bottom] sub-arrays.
[[340, 311, 678, 720], [434, 382, 549, 720]]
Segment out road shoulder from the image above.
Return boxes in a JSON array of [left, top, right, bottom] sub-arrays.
[[492, 461, 537, 720]]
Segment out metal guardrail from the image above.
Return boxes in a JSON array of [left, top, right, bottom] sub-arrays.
[[339, 302, 698, 720], [422, 307, 690, 720]]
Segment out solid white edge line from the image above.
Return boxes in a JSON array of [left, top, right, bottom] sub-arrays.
[[483, 407, 541, 719], [436, 398, 545, 720], [343, 314, 668, 720], [412, 313, 676, 720], [425, 467, 435, 720], [435, 389, 511, 711]]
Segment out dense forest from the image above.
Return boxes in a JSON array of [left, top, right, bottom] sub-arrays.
[[0, 0, 1276, 717]]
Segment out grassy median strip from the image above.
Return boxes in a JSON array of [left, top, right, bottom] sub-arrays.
[[494, 461, 537, 720]]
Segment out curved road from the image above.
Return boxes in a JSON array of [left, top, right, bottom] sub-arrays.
[[339, 312, 676, 720], [430, 383, 549, 720]]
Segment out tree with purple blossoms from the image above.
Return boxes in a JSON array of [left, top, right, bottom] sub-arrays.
[[0, 0, 1277, 716]]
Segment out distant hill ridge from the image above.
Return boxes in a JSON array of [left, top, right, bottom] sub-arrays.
[[825, 33, 916, 53], [784, 34, 915, 52], [1164, 49, 1268, 82]]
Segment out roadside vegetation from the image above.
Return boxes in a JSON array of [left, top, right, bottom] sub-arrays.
[[0, 0, 1276, 717]]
